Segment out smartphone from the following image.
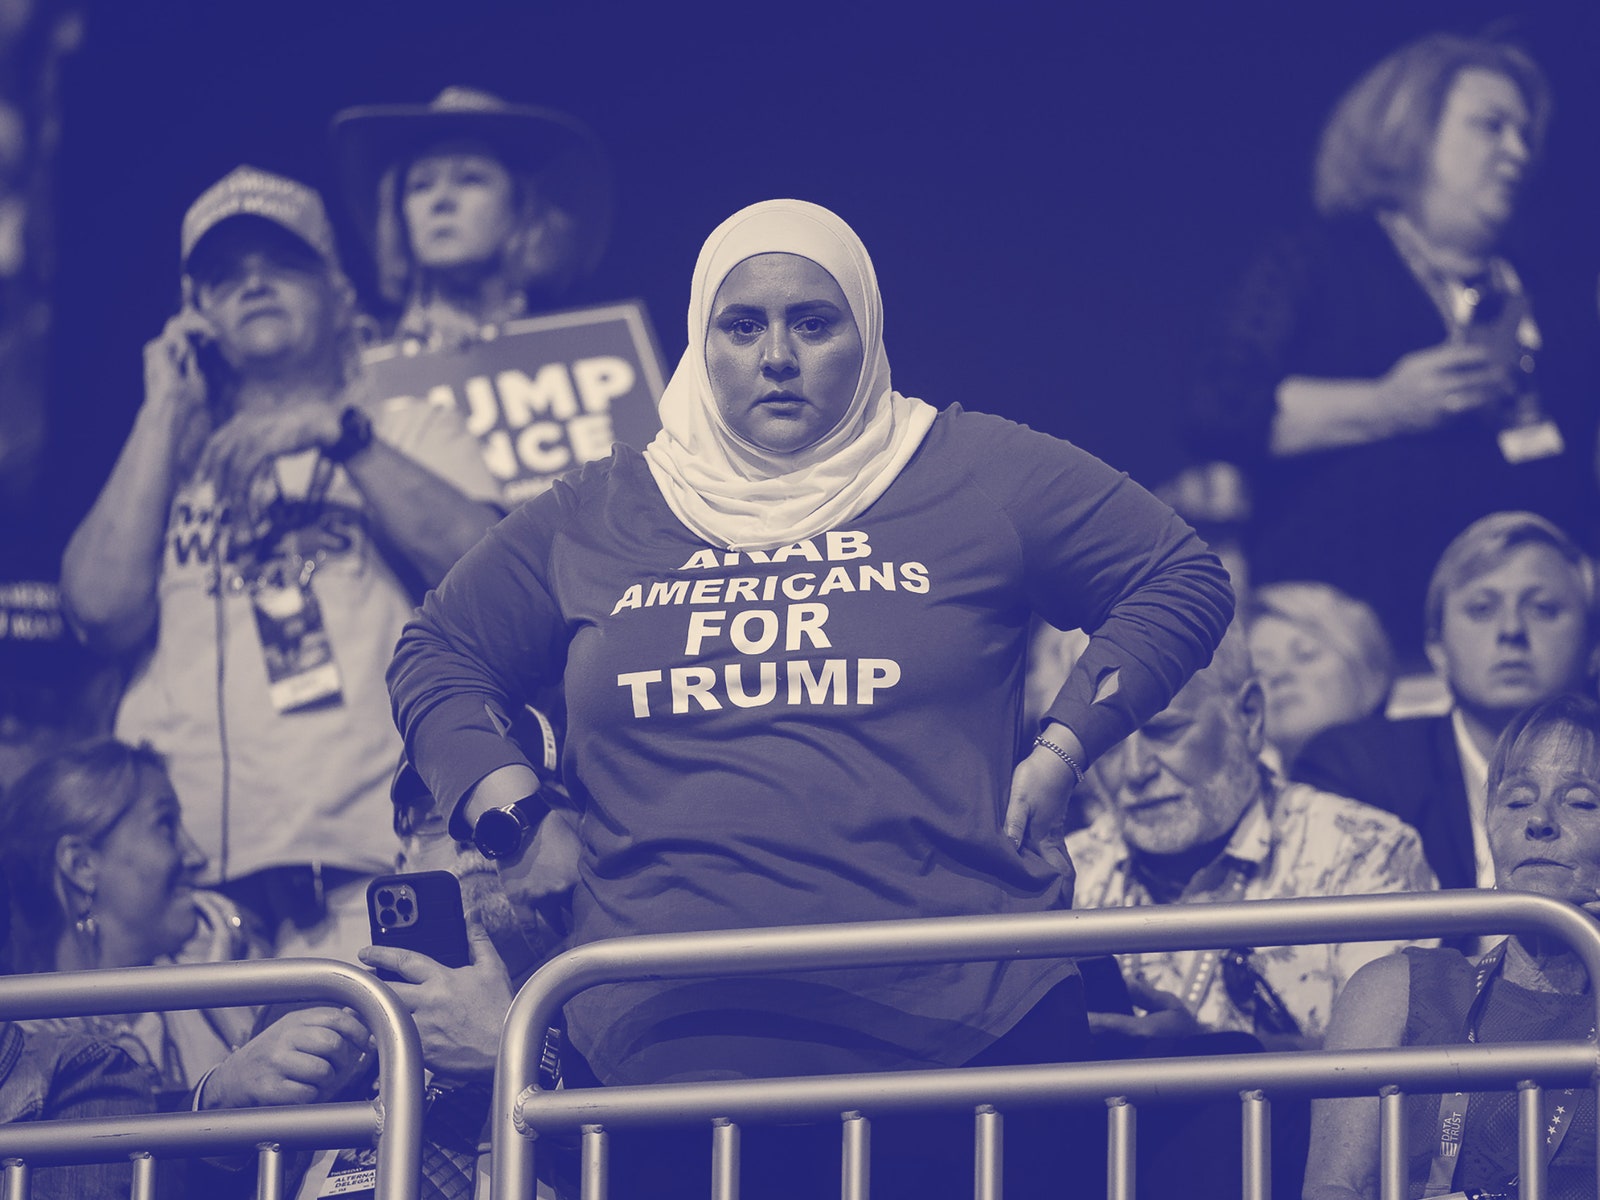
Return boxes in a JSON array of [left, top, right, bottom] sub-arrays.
[[183, 320, 231, 403], [173, 286, 229, 397], [1078, 954, 1135, 1017], [366, 870, 470, 983]]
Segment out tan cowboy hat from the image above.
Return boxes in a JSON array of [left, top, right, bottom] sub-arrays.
[[329, 86, 613, 280]]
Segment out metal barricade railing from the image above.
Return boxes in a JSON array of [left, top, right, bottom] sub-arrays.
[[0, 957, 424, 1200], [493, 890, 1600, 1200]]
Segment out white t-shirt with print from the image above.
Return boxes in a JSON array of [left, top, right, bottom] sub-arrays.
[[117, 395, 500, 883]]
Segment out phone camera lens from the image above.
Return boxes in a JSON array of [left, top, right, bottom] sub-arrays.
[[397, 896, 415, 919], [377, 888, 395, 906], [379, 906, 397, 925]]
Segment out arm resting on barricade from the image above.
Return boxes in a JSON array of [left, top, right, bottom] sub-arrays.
[[0, 958, 424, 1200]]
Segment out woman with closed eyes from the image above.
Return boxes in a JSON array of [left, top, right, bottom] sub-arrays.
[[1308, 693, 1600, 1200]]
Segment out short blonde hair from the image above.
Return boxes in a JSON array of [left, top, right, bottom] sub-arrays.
[[1487, 693, 1600, 805], [1424, 512, 1598, 645], [1245, 582, 1394, 717], [1314, 32, 1550, 219]]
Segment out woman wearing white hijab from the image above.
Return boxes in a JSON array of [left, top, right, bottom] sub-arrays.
[[388, 200, 1233, 1193]]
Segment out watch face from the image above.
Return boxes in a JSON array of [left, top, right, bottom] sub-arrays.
[[472, 806, 528, 860]]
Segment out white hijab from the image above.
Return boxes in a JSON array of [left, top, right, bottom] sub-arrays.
[[644, 200, 936, 551]]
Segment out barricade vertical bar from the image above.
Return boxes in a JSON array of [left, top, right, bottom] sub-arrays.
[[841, 1110, 870, 1200], [582, 1124, 609, 1200], [1241, 1090, 1270, 1200], [130, 1151, 157, 1200], [1517, 1082, 1545, 1200], [1378, 1087, 1406, 1200], [492, 892, 1600, 1200], [256, 1142, 284, 1200], [974, 1105, 1002, 1200], [712, 1118, 740, 1200], [1593, 1074, 1600, 1200], [2, 1157, 24, 1200], [1106, 1098, 1134, 1200]]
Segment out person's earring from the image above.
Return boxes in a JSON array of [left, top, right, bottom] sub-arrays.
[[73, 898, 100, 964]]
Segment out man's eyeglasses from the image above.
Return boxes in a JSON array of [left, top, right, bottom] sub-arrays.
[[392, 795, 436, 841], [1219, 948, 1302, 1039]]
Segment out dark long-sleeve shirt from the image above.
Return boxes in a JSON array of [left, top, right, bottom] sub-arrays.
[[389, 405, 1234, 1083], [1188, 217, 1594, 658]]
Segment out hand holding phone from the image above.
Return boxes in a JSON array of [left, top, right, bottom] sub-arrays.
[[366, 871, 471, 984], [143, 306, 220, 417], [360, 872, 511, 1079]]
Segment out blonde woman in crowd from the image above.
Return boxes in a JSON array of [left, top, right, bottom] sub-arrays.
[[0, 741, 369, 1115], [1244, 581, 1393, 765], [1188, 32, 1593, 663]]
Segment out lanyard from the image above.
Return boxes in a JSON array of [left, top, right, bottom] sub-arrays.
[[1424, 941, 1587, 1196], [1381, 212, 1533, 344], [1171, 862, 1253, 1013], [218, 452, 339, 594], [1102, 857, 1254, 1016], [241, 454, 337, 549]]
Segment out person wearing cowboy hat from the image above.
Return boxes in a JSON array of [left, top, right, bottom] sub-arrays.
[[331, 87, 613, 353]]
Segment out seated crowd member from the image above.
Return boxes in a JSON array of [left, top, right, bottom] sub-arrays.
[[0, 1018, 152, 1200], [1242, 581, 1393, 767], [1295, 511, 1598, 889], [1070, 623, 1437, 1048], [59, 167, 500, 962], [0, 740, 371, 1119], [1307, 693, 1600, 1198], [361, 708, 579, 1198], [0, 847, 154, 1200]]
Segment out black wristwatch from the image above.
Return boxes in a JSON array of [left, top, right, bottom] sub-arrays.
[[458, 793, 546, 860], [324, 405, 374, 464]]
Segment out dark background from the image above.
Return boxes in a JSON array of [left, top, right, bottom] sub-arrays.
[[19, 1, 1600, 568]]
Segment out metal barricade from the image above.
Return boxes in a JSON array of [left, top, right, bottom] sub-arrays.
[[493, 890, 1600, 1200], [0, 957, 424, 1200]]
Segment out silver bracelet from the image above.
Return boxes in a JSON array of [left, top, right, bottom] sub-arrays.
[[1033, 735, 1086, 787]]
